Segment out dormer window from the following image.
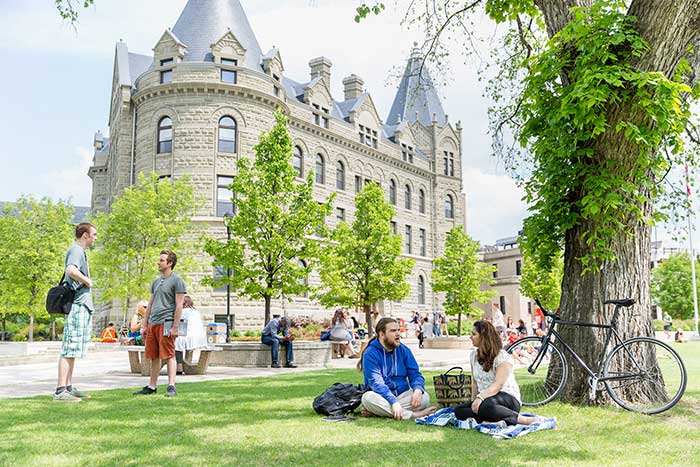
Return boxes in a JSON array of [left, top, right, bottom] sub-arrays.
[[312, 104, 329, 129], [160, 58, 174, 84], [221, 58, 238, 84], [359, 125, 378, 149], [401, 143, 414, 163]]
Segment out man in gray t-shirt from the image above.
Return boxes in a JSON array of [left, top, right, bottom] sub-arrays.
[[54, 222, 97, 402], [134, 250, 186, 398]]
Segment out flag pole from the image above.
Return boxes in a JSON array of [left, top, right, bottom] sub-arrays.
[[684, 163, 699, 336]]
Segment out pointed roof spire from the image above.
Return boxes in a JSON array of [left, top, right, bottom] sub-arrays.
[[172, 0, 263, 68], [386, 44, 447, 127]]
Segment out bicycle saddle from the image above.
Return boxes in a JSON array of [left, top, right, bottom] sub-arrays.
[[604, 298, 635, 307]]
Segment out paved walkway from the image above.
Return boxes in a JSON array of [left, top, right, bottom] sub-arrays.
[[0, 340, 470, 399]]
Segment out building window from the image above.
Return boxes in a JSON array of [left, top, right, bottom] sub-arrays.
[[492, 264, 498, 279], [292, 146, 303, 178], [359, 124, 378, 148], [445, 194, 454, 219], [336, 161, 345, 190], [160, 58, 174, 84], [405, 225, 412, 254], [419, 189, 426, 214], [315, 154, 325, 184], [418, 275, 425, 305], [213, 266, 228, 293], [298, 260, 309, 297], [218, 116, 236, 153], [389, 179, 397, 205], [516, 260, 522, 276], [419, 228, 426, 256], [401, 143, 414, 163], [216, 175, 235, 217], [355, 175, 362, 193], [336, 207, 345, 222], [450, 158, 455, 177], [390, 221, 397, 234], [157, 117, 172, 153], [312, 104, 330, 129], [404, 185, 412, 210], [443, 156, 449, 176], [221, 58, 237, 84], [444, 151, 455, 176], [500, 296, 506, 315]]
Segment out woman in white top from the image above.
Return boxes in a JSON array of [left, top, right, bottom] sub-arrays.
[[455, 320, 542, 426], [175, 295, 208, 374]]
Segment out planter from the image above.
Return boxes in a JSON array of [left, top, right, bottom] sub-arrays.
[[423, 336, 472, 350], [211, 340, 333, 368]]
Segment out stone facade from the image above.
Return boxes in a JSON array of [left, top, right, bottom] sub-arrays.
[[88, 0, 465, 330]]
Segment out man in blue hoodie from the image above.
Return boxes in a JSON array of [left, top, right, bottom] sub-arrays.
[[359, 318, 436, 420]]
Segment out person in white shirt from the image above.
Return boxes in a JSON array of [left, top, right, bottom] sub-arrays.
[[174, 295, 208, 374], [491, 303, 507, 340], [455, 320, 544, 426]]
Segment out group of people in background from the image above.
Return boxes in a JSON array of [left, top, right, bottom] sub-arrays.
[[412, 311, 448, 348]]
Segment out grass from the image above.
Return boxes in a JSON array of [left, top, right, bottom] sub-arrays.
[[1, 343, 699, 467]]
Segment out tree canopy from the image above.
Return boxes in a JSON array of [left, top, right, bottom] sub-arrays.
[[519, 247, 563, 312], [204, 111, 333, 325], [316, 181, 414, 336], [651, 252, 700, 320]]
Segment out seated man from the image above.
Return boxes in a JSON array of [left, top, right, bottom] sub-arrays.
[[358, 317, 436, 420], [127, 301, 147, 345], [99, 322, 118, 343], [261, 316, 297, 369]]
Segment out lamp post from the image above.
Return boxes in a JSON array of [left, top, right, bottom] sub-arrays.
[[223, 212, 233, 343]]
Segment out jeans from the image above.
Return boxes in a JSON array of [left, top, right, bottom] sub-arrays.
[[261, 334, 294, 364], [454, 391, 521, 425]]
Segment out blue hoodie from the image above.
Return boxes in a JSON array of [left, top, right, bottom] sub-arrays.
[[362, 338, 426, 405]]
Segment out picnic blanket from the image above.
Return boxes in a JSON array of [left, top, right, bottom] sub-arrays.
[[415, 407, 557, 439]]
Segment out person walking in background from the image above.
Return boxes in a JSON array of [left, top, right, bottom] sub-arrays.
[[432, 311, 441, 337], [663, 311, 673, 340], [174, 295, 208, 374], [492, 303, 506, 340], [54, 222, 97, 402], [133, 250, 187, 397]]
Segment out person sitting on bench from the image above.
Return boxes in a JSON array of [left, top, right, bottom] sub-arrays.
[[261, 316, 297, 369], [99, 323, 118, 343]]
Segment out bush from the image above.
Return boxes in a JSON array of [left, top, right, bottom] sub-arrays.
[[244, 329, 261, 337], [653, 319, 697, 332], [447, 318, 475, 336], [12, 333, 27, 342], [231, 330, 241, 338]]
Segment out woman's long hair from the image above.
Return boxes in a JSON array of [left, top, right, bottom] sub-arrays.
[[356, 317, 397, 372], [332, 309, 345, 326], [473, 320, 502, 372]]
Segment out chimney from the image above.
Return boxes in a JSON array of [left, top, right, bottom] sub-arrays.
[[309, 56, 332, 85], [342, 74, 364, 101]]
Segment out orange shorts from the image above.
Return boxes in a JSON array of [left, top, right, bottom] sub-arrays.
[[144, 323, 175, 360]]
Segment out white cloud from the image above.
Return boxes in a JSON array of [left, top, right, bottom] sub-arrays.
[[463, 168, 527, 244], [36, 146, 93, 206]]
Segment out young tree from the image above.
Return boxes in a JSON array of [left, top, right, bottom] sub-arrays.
[[1, 197, 74, 341], [204, 112, 333, 325], [432, 226, 496, 336], [519, 249, 564, 312], [359, 0, 700, 405], [651, 252, 700, 320], [316, 182, 414, 337], [91, 172, 198, 325]]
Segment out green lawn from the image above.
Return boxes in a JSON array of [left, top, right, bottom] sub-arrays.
[[1, 343, 699, 467]]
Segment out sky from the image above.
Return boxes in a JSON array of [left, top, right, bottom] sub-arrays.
[[0, 0, 697, 248]]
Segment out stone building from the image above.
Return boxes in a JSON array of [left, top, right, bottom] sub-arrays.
[[88, 0, 465, 329]]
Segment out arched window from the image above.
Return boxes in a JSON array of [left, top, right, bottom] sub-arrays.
[[419, 189, 426, 214], [157, 117, 172, 153], [418, 275, 425, 305], [445, 194, 454, 219], [315, 154, 325, 184], [292, 146, 303, 178], [389, 179, 397, 205], [218, 116, 236, 153], [336, 161, 345, 190], [404, 185, 412, 210]]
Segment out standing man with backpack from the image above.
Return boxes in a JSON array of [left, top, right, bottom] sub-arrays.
[[54, 222, 97, 402], [133, 250, 187, 397]]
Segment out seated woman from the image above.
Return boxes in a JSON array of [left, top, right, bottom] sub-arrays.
[[455, 320, 544, 426], [516, 319, 528, 336], [329, 309, 359, 358], [127, 301, 147, 345], [99, 322, 118, 343], [174, 295, 208, 374]]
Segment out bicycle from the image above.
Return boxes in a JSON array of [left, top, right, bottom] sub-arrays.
[[506, 298, 687, 414]]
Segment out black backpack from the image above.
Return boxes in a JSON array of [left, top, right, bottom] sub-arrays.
[[312, 383, 368, 416]]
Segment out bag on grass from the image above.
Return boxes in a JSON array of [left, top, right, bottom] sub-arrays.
[[312, 383, 367, 416], [433, 366, 472, 408]]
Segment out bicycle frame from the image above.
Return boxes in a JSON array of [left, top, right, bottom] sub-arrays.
[[530, 305, 629, 384]]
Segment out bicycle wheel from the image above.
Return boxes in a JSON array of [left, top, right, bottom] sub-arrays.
[[506, 337, 568, 406], [603, 337, 687, 414]]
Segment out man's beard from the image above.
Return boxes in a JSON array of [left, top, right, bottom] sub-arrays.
[[381, 336, 399, 350]]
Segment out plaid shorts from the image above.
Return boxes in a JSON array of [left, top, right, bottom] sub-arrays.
[[61, 302, 93, 358]]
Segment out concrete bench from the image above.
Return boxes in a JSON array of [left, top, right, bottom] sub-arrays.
[[119, 345, 221, 376], [328, 339, 351, 358], [210, 340, 332, 368]]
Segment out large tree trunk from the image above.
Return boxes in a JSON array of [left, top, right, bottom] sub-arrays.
[[457, 313, 462, 336], [28, 311, 34, 343], [1, 317, 5, 341], [535, 0, 700, 404], [364, 304, 373, 338], [264, 295, 271, 325]]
